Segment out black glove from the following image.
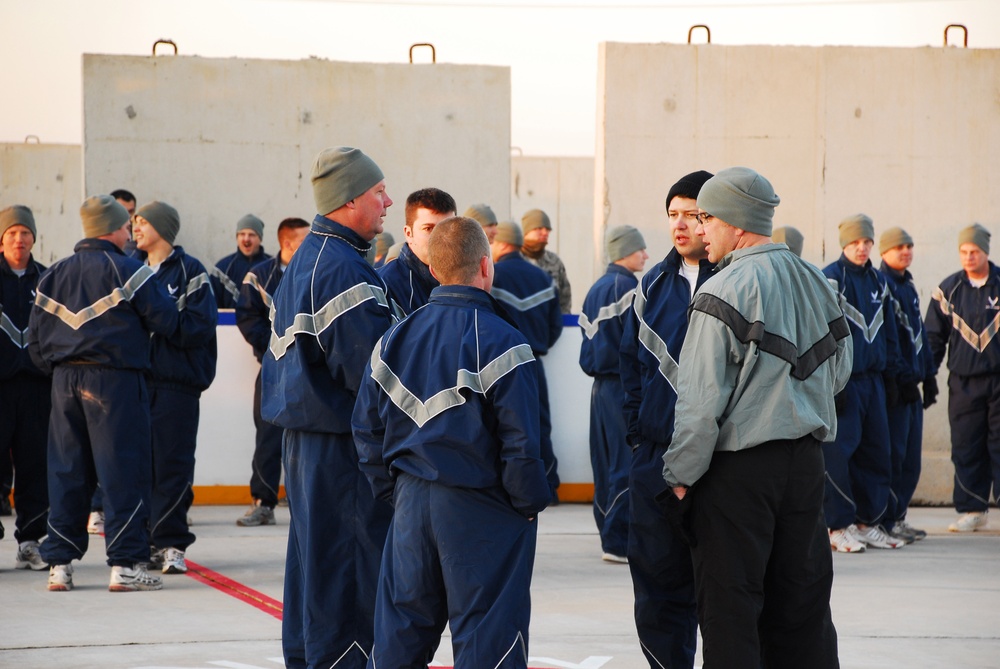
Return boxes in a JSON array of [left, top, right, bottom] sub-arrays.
[[883, 374, 900, 408], [899, 382, 922, 405], [834, 391, 847, 415], [923, 375, 939, 409], [655, 486, 697, 547]]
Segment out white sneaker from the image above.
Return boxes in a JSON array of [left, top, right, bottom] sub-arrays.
[[161, 547, 188, 574], [855, 524, 905, 549], [109, 564, 163, 592], [87, 510, 105, 535], [949, 511, 988, 533], [15, 540, 48, 570], [601, 552, 628, 564], [830, 525, 866, 553], [48, 564, 74, 591]]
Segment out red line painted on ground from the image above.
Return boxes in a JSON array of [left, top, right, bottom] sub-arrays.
[[185, 559, 283, 620]]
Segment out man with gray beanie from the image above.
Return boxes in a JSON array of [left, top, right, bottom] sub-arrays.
[[132, 201, 218, 576], [28, 195, 179, 593], [926, 223, 1000, 533], [211, 213, 272, 309], [261, 146, 396, 669], [0, 205, 51, 571], [822, 214, 906, 553], [772, 225, 804, 257], [620, 169, 714, 669], [492, 221, 562, 500], [579, 225, 647, 565], [663, 167, 850, 668], [464, 203, 499, 243], [879, 226, 934, 543], [521, 208, 572, 313]]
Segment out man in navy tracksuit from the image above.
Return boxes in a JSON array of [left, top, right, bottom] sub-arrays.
[[211, 214, 271, 309], [234, 217, 310, 527], [0, 205, 50, 571], [378, 188, 456, 315], [619, 170, 714, 669], [132, 201, 218, 574], [354, 216, 550, 669], [823, 214, 905, 552], [491, 221, 562, 501], [578, 225, 648, 563], [925, 223, 1000, 533], [29, 195, 178, 592], [879, 227, 936, 542], [262, 147, 397, 669]]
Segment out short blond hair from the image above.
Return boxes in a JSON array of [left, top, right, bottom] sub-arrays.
[[428, 216, 489, 285]]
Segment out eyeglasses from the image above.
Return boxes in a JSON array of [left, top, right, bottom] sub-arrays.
[[694, 212, 715, 225]]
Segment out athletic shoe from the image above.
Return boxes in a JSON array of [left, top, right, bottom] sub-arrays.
[[888, 524, 916, 544], [15, 540, 48, 570], [830, 525, 866, 553], [855, 524, 905, 549], [109, 564, 163, 591], [949, 511, 988, 533], [48, 564, 74, 591], [895, 519, 927, 541], [161, 547, 188, 574], [147, 547, 166, 571], [601, 552, 628, 564], [236, 500, 276, 527], [87, 510, 105, 535]]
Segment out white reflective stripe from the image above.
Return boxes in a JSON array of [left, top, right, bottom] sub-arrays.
[[841, 300, 885, 344], [933, 286, 1000, 353], [0, 312, 28, 348], [268, 282, 391, 360], [211, 266, 240, 300], [371, 339, 534, 428], [492, 285, 556, 312], [579, 289, 635, 340], [34, 266, 156, 331], [243, 272, 272, 310], [891, 295, 923, 355], [175, 271, 211, 312], [633, 285, 679, 391], [493, 631, 527, 669]]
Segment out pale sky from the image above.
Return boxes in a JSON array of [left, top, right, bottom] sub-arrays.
[[0, 0, 997, 156]]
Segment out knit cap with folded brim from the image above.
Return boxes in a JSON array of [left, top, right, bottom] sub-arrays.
[[236, 214, 264, 239], [521, 209, 551, 234], [958, 223, 991, 255], [137, 201, 181, 245], [839, 214, 875, 248], [311, 147, 385, 215], [697, 167, 780, 236], [464, 204, 498, 228], [606, 225, 646, 262], [81, 195, 130, 239], [0, 205, 36, 239], [375, 232, 395, 257], [494, 221, 524, 246], [772, 226, 804, 257], [879, 227, 913, 255]]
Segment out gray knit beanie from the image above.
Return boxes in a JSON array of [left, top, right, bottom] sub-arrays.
[[311, 147, 385, 215], [236, 214, 265, 239], [958, 223, 991, 255], [464, 204, 498, 229], [0, 205, 36, 239], [839, 214, 875, 249], [606, 225, 646, 262], [772, 226, 804, 257], [879, 227, 913, 255], [697, 167, 779, 236], [81, 195, 130, 239], [495, 221, 524, 246], [521, 209, 551, 234], [375, 232, 395, 257], [136, 201, 181, 245]]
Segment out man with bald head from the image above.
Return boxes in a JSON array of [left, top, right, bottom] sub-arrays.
[[262, 147, 397, 669]]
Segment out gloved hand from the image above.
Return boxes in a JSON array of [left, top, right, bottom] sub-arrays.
[[834, 391, 847, 415], [883, 374, 900, 408], [899, 382, 922, 405], [923, 375, 939, 409]]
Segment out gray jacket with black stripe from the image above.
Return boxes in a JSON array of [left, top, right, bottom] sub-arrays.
[[662, 243, 853, 488]]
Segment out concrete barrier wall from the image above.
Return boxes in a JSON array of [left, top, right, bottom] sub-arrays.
[[83, 54, 511, 264], [0, 143, 82, 264], [597, 42, 1000, 505]]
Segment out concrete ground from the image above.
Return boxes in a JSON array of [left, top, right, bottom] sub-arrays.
[[0, 504, 997, 669]]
